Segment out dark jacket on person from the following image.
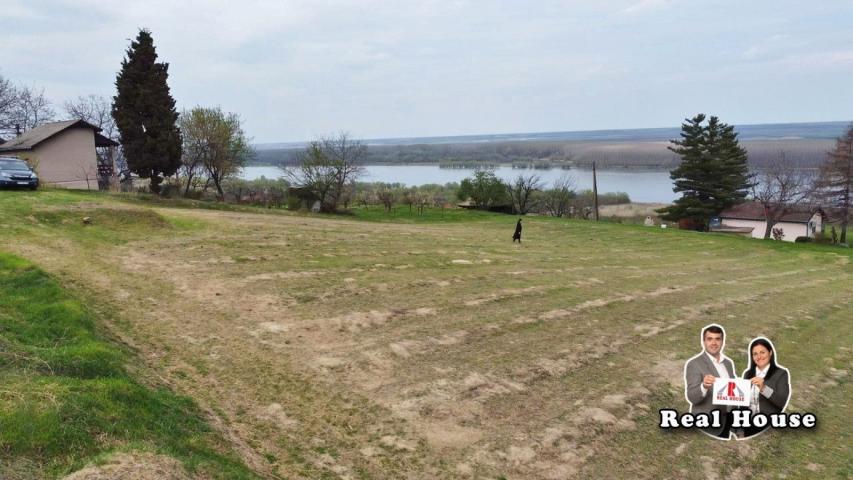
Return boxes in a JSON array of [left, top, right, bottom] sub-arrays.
[[743, 366, 790, 415], [684, 352, 736, 438]]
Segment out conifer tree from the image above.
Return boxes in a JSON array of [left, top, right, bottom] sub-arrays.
[[112, 29, 181, 193], [658, 114, 752, 229], [817, 124, 853, 243]]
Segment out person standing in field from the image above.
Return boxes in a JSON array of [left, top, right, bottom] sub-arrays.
[[513, 219, 522, 243], [684, 324, 736, 439]]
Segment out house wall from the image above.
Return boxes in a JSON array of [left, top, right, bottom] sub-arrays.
[[721, 218, 810, 242], [9, 128, 98, 190], [809, 213, 822, 237]]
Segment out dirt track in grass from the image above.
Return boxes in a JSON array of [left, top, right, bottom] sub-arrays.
[[7, 200, 851, 479]]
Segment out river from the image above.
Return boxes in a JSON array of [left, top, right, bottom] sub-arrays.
[[241, 165, 677, 203]]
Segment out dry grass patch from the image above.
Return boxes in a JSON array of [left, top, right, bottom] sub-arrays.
[[2, 192, 850, 479]]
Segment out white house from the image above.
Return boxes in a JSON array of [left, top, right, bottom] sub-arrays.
[[715, 201, 824, 242]]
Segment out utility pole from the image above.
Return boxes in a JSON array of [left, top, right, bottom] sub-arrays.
[[592, 161, 599, 221]]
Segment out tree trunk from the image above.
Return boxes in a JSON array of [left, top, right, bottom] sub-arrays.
[[149, 174, 162, 194], [764, 220, 775, 240], [184, 173, 195, 197], [214, 176, 224, 200]]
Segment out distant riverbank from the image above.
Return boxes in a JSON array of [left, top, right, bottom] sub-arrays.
[[241, 164, 678, 203]]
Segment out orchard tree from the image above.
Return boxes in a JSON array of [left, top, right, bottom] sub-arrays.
[[657, 114, 753, 229], [112, 29, 182, 193]]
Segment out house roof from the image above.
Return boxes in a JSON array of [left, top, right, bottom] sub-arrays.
[[719, 201, 823, 224], [0, 119, 119, 152]]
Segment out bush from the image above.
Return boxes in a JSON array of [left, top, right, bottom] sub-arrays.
[[794, 236, 812, 243]]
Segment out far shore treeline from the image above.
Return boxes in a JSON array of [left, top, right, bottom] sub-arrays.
[[251, 136, 837, 170]]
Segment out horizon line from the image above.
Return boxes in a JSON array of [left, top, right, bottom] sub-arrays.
[[253, 119, 851, 147]]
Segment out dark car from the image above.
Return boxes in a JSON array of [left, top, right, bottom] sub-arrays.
[[0, 157, 39, 190]]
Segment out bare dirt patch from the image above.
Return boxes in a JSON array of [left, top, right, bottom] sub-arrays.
[[10, 200, 849, 480], [63, 452, 190, 480]]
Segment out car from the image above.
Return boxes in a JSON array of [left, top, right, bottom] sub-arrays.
[[0, 156, 39, 190]]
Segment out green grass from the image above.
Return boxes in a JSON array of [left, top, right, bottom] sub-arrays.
[[347, 205, 505, 223], [0, 252, 258, 479], [1, 188, 850, 479]]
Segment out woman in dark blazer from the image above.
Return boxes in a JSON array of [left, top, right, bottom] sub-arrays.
[[741, 337, 791, 438]]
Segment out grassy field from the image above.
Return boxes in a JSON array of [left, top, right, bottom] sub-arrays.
[[0, 189, 850, 479]]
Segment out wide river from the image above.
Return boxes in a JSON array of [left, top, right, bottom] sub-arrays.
[[242, 165, 677, 203]]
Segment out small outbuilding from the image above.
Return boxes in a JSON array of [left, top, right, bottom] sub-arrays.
[[0, 120, 118, 189], [715, 201, 825, 242]]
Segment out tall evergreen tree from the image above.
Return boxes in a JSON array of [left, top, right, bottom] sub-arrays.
[[817, 124, 853, 243], [112, 29, 181, 193], [657, 114, 752, 229]]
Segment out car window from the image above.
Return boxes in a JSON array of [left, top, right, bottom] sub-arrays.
[[0, 160, 31, 170]]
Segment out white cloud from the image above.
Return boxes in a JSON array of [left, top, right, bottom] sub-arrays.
[[2, 1, 852, 141]]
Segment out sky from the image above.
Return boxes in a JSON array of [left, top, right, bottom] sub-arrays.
[[2, 0, 853, 143]]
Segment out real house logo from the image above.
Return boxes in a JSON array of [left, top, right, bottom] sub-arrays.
[[714, 378, 749, 406], [659, 325, 817, 441]]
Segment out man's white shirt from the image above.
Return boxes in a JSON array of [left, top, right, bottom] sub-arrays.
[[700, 351, 731, 397]]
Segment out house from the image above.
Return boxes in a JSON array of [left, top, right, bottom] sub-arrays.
[[714, 201, 825, 242], [457, 198, 514, 214], [0, 120, 118, 189]]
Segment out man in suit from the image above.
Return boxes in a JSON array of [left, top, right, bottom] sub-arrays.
[[684, 324, 736, 439]]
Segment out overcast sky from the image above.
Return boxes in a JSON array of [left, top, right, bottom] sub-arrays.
[[3, 1, 852, 143]]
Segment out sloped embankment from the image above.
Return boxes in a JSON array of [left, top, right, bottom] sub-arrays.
[[0, 252, 258, 479]]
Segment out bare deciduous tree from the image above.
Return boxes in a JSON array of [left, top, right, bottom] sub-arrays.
[[65, 95, 116, 138], [542, 174, 576, 217], [0, 75, 16, 132], [65, 94, 121, 189], [12, 85, 55, 130], [506, 174, 543, 214], [0, 77, 55, 137], [283, 133, 366, 212], [752, 152, 816, 239]]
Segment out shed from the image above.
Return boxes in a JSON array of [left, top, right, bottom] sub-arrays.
[[0, 120, 118, 189]]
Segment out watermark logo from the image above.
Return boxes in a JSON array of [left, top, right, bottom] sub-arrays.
[[658, 327, 814, 440]]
